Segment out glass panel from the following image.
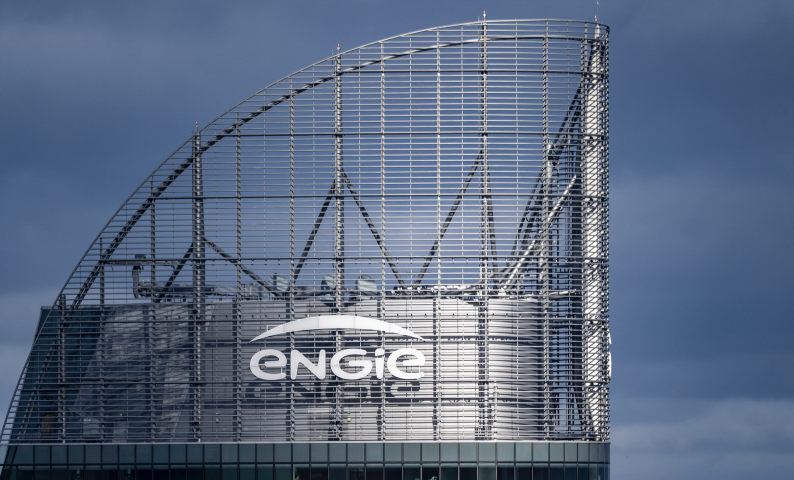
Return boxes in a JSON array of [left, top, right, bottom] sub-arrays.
[[495, 445, 512, 463], [514, 465, 530, 480], [153, 448, 169, 465], [457, 466, 475, 480], [384, 446, 400, 464], [563, 445, 576, 464], [85, 467, 100, 480], [384, 466, 401, 480], [256, 467, 272, 480], [137, 469, 152, 480], [121, 468, 135, 480], [34, 467, 50, 480], [421, 445, 438, 463], [496, 466, 512, 480], [153, 467, 168, 480], [310, 445, 327, 464], [205, 447, 221, 464], [439, 466, 455, 480], [602, 445, 609, 463], [222, 446, 238, 464], [536, 444, 550, 463], [577, 445, 588, 464], [205, 467, 220, 480], [588, 445, 597, 464], [85, 448, 101, 465], [478, 445, 494, 463], [239, 467, 254, 480], [346, 466, 364, 480], [35, 447, 50, 465], [564, 467, 576, 480], [514, 445, 529, 463], [222, 467, 237, 480], [274, 446, 290, 464], [328, 466, 344, 480], [292, 446, 309, 464], [402, 465, 419, 480], [15, 447, 33, 465], [458, 445, 475, 464], [171, 467, 186, 480], [577, 466, 588, 480], [136, 447, 152, 465], [294, 466, 310, 480], [531, 465, 548, 480], [347, 446, 364, 464], [186, 447, 202, 466], [52, 469, 68, 480], [548, 464, 563, 480], [365, 445, 382, 463], [52, 447, 67, 465], [549, 446, 563, 463], [365, 467, 382, 480], [186, 468, 202, 480], [102, 468, 118, 480], [421, 466, 438, 480], [103, 447, 118, 465], [439, 445, 456, 463], [68, 468, 82, 480], [598, 466, 605, 480], [310, 466, 327, 480], [239, 447, 255, 465], [274, 465, 290, 480], [328, 446, 345, 464], [403, 445, 419, 463], [257, 446, 273, 464], [477, 465, 494, 480]]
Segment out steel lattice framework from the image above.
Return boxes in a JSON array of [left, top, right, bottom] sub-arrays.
[[3, 19, 610, 444]]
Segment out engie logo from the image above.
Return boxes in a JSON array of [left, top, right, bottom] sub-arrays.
[[249, 315, 426, 381]]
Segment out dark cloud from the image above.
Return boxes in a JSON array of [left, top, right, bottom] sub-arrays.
[[1, 1, 792, 478]]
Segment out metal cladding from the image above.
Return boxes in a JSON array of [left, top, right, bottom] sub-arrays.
[[2, 19, 610, 444]]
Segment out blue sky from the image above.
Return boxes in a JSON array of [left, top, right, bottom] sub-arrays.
[[1, 1, 793, 478]]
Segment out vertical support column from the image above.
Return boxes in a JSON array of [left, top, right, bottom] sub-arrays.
[[149, 180, 157, 440], [191, 130, 205, 439], [333, 50, 345, 439], [476, 19, 493, 440], [541, 21, 552, 438], [581, 24, 608, 437], [99, 238, 105, 308], [235, 112, 243, 441], [289, 79, 297, 441], [58, 293, 66, 442], [378, 41, 387, 441]]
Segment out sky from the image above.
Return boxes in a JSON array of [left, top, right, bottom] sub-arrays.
[[1, 0, 793, 478]]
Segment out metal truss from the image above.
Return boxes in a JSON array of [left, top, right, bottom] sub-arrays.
[[2, 19, 610, 444]]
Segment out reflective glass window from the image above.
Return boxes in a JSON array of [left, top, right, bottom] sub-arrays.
[[171, 467, 186, 480], [239, 446, 255, 464], [187, 447, 202, 465], [402, 465, 419, 480], [531, 465, 548, 480], [153, 447, 168, 465], [478, 445, 495, 463], [293, 466, 310, 480], [403, 445, 419, 463], [366, 466, 382, 480], [121, 468, 135, 480], [293, 446, 309, 464], [136, 447, 152, 465], [549, 446, 563, 463], [577, 445, 589, 464], [34, 467, 50, 480], [384, 446, 400, 464], [347, 446, 364, 463], [274, 465, 290, 480], [563, 467, 576, 480], [329, 446, 345, 464], [577, 466, 588, 480], [563, 445, 576, 464], [588, 446, 597, 464], [119, 449, 134, 466], [384, 465, 400, 480], [421, 445, 438, 463], [187, 467, 202, 480], [256, 446, 272, 464], [222, 446, 238, 464], [137, 467, 153, 480], [458, 465, 475, 480], [515, 464, 531, 480], [310, 445, 327, 464], [478, 465, 495, 480], [102, 468, 118, 480], [85, 466, 100, 480], [496, 444, 512, 463], [311, 465, 328, 480], [347, 466, 364, 480], [602, 445, 609, 463], [439, 445, 456, 463], [598, 466, 605, 480], [533, 444, 548, 463], [153, 466, 168, 480], [439, 466, 456, 480], [102, 447, 118, 465], [53, 468, 68, 480], [458, 445, 475, 464], [273, 446, 290, 464], [514, 445, 530, 463], [35, 447, 50, 465], [256, 466, 271, 480], [204, 466, 220, 480], [15, 447, 33, 465], [68, 467, 82, 480], [496, 466, 512, 480], [170, 447, 186, 465], [85, 448, 101, 465], [365, 445, 382, 463], [52, 447, 67, 466], [421, 465, 438, 480], [222, 467, 237, 480], [328, 466, 344, 480], [205, 447, 220, 464], [548, 464, 563, 480]]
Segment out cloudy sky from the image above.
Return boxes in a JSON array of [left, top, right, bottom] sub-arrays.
[[1, 1, 793, 478]]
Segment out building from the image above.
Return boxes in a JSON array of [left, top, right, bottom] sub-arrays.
[[0, 19, 610, 480]]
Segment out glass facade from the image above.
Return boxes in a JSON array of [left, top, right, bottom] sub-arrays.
[[0, 443, 608, 480]]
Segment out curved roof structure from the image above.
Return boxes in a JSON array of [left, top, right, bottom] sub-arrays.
[[4, 19, 610, 443]]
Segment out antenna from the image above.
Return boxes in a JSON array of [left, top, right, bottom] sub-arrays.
[[596, 1, 599, 22]]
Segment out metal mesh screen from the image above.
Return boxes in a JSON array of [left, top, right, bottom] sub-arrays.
[[3, 19, 610, 443]]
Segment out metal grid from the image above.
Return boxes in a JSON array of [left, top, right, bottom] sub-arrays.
[[2, 19, 610, 444]]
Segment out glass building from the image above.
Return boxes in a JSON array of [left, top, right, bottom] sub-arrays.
[[1, 19, 610, 480]]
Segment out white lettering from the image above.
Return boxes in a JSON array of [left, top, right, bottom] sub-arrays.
[[375, 348, 385, 379], [330, 349, 373, 380], [387, 348, 425, 380], [250, 349, 287, 380], [290, 349, 326, 380]]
